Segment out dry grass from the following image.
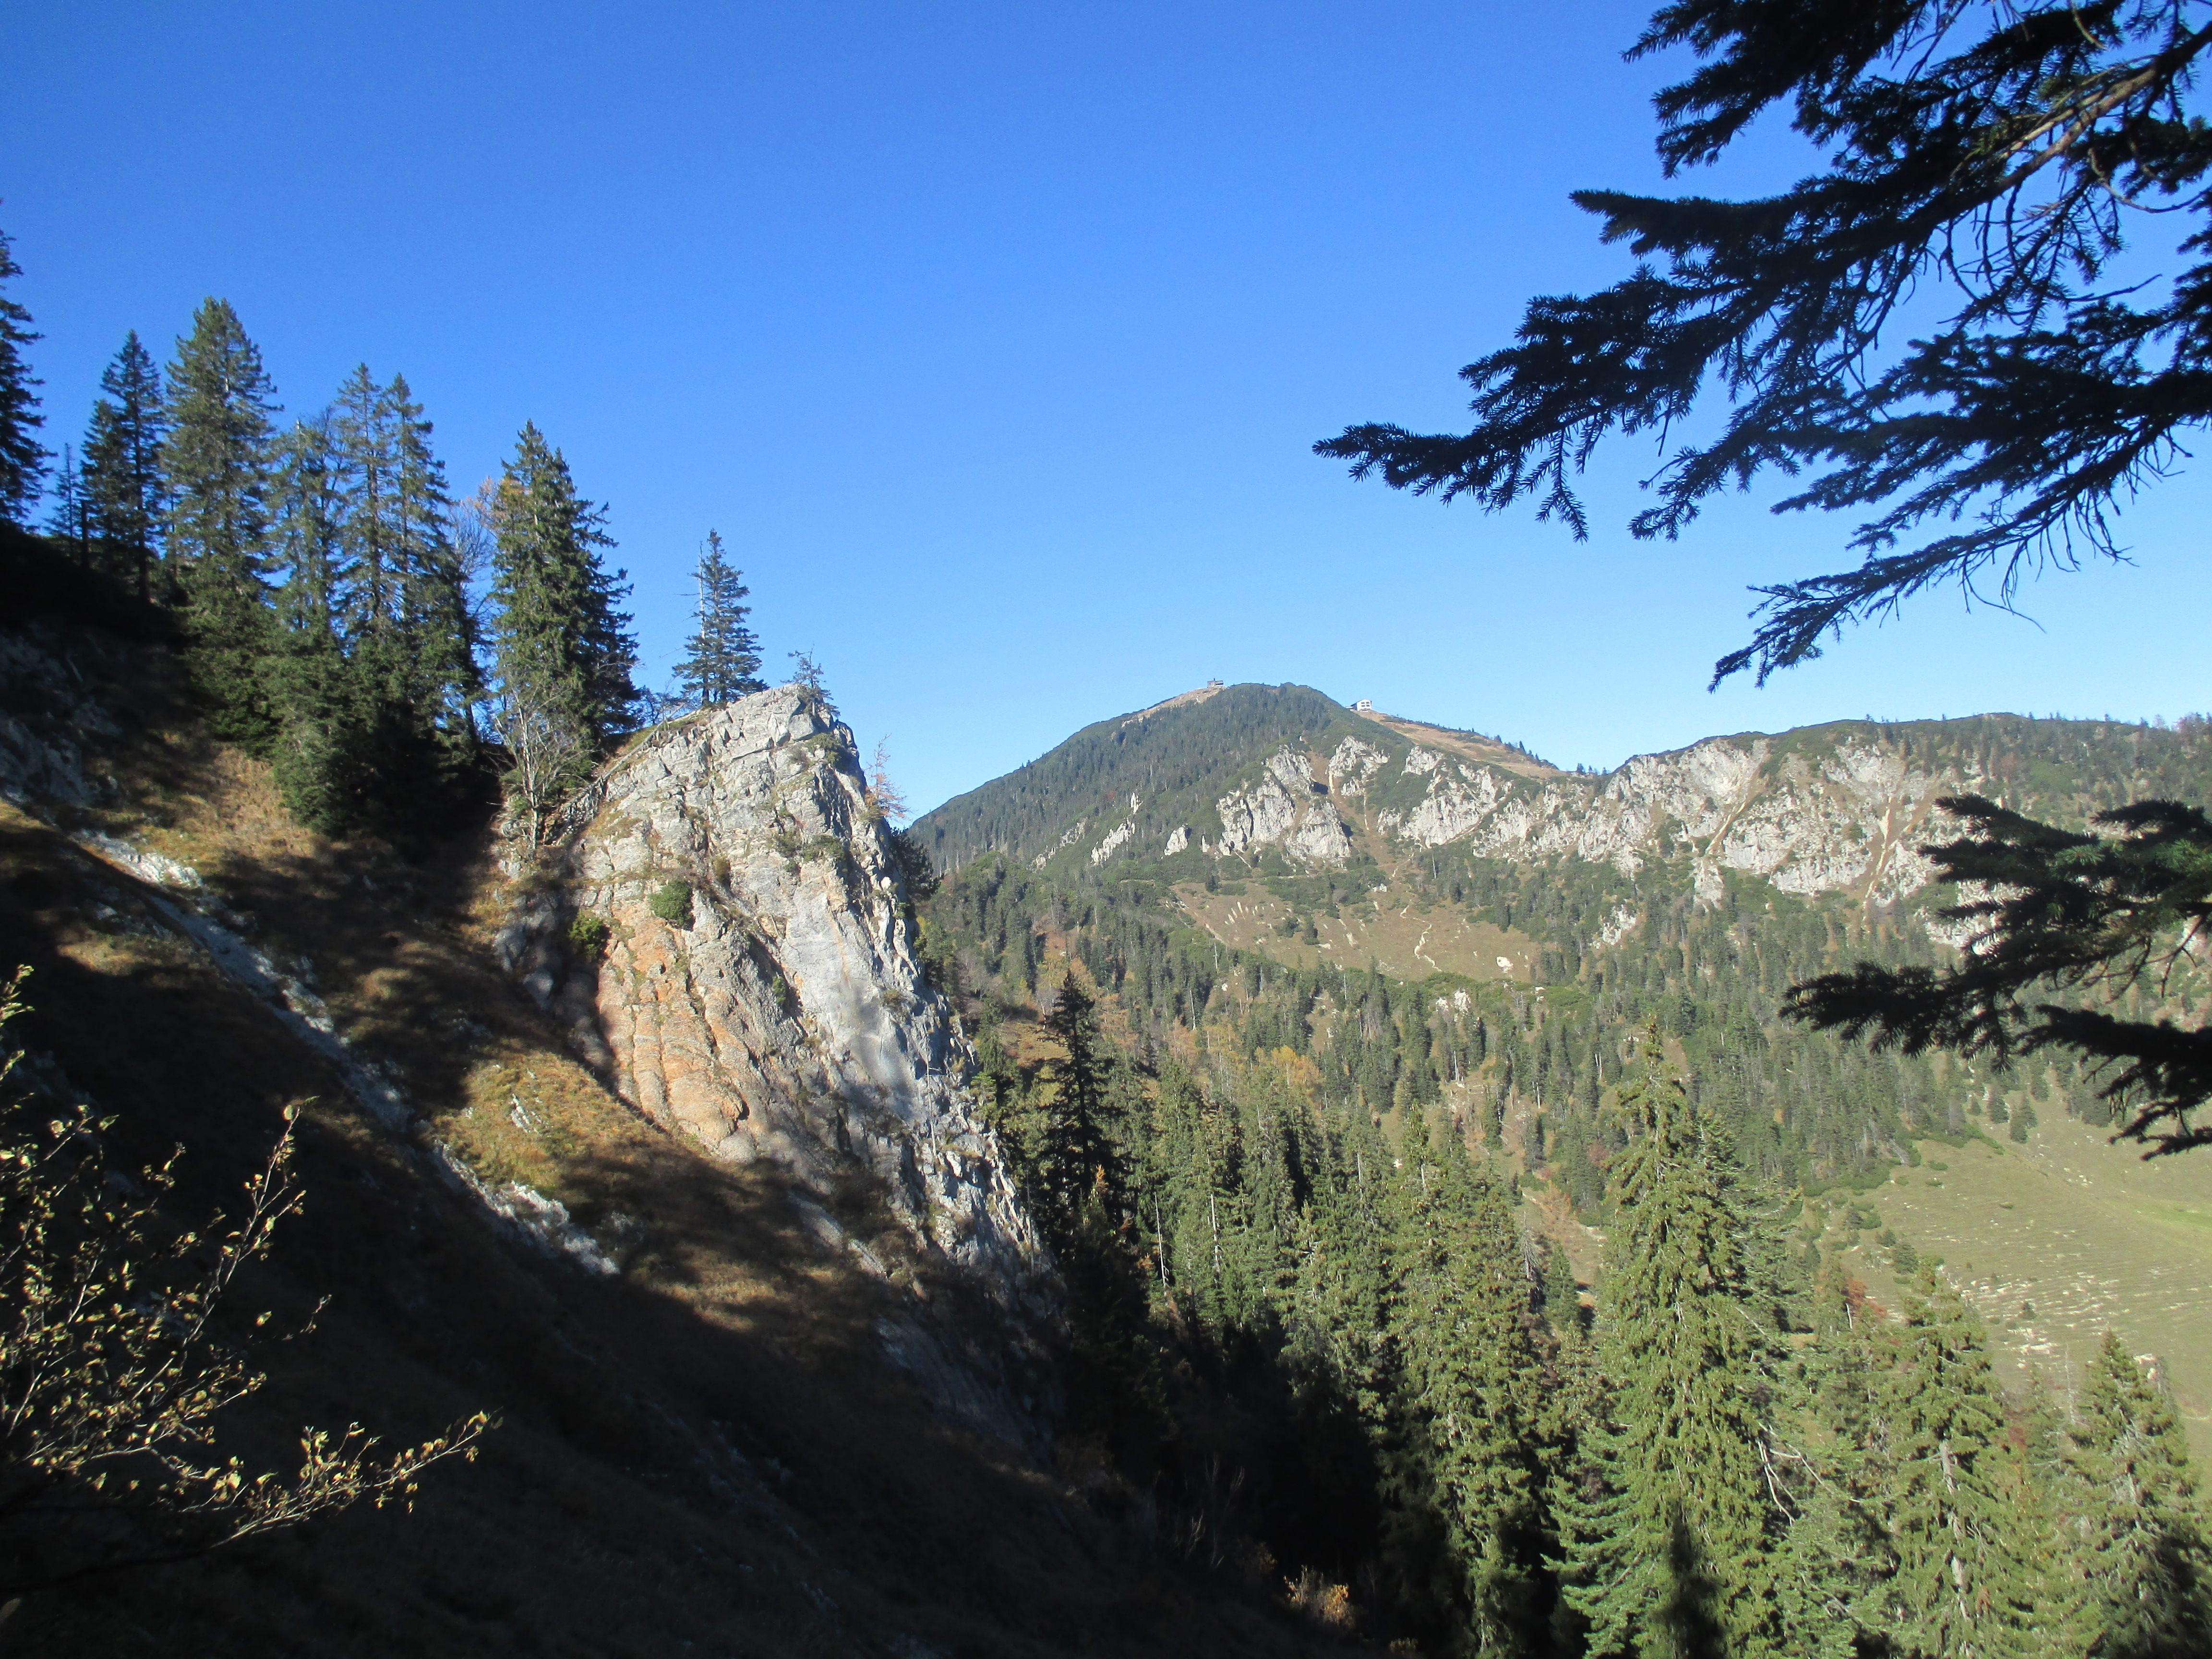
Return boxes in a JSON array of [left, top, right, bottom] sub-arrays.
[[0, 625, 1367, 1656], [1171, 884, 1534, 985]]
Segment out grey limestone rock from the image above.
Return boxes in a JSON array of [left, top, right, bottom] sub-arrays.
[[500, 685, 1046, 1302]]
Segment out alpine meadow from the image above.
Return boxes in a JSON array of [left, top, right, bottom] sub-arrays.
[[3, 2, 2212, 1656]]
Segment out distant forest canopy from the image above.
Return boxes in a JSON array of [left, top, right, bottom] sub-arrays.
[[917, 874, 2212, 1656], [914, 685, 2212, 1206], [0, 222, 769, 851]]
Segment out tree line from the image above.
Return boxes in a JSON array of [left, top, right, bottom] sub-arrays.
[[0, 224, 767, 849]]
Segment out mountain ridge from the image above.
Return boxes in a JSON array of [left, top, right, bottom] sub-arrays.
[[915, 682, 2205, 926]]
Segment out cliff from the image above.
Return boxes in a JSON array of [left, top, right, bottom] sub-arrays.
[[499, 686, 1043, 1298], [0, 602, 1346, 1655]]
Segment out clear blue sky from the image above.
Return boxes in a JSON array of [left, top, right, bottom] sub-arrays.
[[11, 2, 2209, 812]]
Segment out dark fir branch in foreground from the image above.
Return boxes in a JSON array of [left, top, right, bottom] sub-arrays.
[[1319, 0, 2212, 686], [1788, 794, 2212, 1156]]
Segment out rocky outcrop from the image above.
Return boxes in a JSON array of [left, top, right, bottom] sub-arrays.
[[0, 628, 120, 808], [500, 686, 1045, 1300], [1327, 735, 1388, 797], [1215, 745, 1352, 866], [1373, 733, 1956, 906], [1088, 795, 1141, 866]]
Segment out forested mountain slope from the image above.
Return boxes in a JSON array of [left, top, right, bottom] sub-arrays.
[[909, 684, 2212, 1651], [914, 684, 2212, 1201]]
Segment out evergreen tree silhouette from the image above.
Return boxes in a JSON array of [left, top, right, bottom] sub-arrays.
[[162, 299, 280, 749], [0, 220, 45, 524], [79, 332, 167, 600], [673, 529, 764, 707]]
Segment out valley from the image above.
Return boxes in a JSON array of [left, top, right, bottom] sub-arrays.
[[915, 677, 2212, 1419], [7, 577, 2212, 1651]]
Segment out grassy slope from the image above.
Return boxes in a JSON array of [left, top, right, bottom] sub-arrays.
[[1170, 882, 1536, 986], [0, 618, 1360, 1656], [1825, 1116, 2212, 1455]]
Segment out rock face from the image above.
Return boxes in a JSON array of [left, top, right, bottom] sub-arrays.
[[500, 686, 1044, 1298], [1214, 745, 1352, 866], [1368, 733, 1954, 905], [1010, 706, 1954, 906]]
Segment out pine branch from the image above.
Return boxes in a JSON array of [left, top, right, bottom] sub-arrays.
[[1784, 794, 2212, 1154]]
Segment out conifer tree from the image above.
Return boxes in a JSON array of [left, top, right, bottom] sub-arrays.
[[1319, 2, 2212, 687], [42, 445, 86, 563], [486, 423, 638, 837], [1387, 1109, 1551, 1651], [2056, 1332, 2212, 1658], [162, 299, 280, 749], [387, 373, 481, 760], [0, 222, 45, 525], [673, 529, 765, 707], [1036, 973, 1120, 1239], [257, 372, 479, 844], [267, 415, 356, 833], [1779, 1266, 1901, 1659], [341, 370, 478, 777], [1555, 1029, 1790, 1659], [79, 332, 167, 600], [332, 363, 402, 641], [1856, 1273, 2049, 1659]]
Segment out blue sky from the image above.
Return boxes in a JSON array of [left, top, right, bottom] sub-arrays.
[[11, 2, 2209, 812]]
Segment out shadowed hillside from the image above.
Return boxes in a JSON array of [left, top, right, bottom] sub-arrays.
[[0, 561, 1366, 1656]]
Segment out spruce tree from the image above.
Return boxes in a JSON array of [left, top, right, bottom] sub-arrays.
[[1387, 1109, 1551, 1651], [42, 445, 86, 563], [267, 415, 357, 833], [1555, 1030, 1790, 1659], [2056, 1332, 2212, 1658], [673, 529, 765, 708], [163, 299, 280, 749], [0, 222, 45, 525], [332, 363, 402, 641], [1857, 1273, 2049, 1659], [79, 332, 167, 600], [486, 422, 638, 837], [1035, 973, 1120, 1239], [257, 370, 479, 845], [387, 372, 480, 761], [1781, 1266, 1901, 1659]]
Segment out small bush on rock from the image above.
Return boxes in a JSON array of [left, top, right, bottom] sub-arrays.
[[567, 912, 611, 961], [649, 882, 694, 928]]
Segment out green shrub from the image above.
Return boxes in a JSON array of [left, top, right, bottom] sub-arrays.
[[649, 881, 694, 928], [567, 912, 611, 962]]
